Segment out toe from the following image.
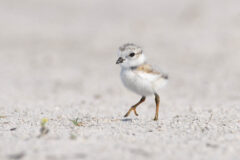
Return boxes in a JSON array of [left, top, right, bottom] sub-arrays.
[[124, 113, 129, 117], [133, 110, 138, 116]]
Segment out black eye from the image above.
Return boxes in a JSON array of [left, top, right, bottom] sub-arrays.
[[129, 53, 135, 57]]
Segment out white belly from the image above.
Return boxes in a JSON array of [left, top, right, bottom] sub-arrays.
[[120, 69, 155, 96]]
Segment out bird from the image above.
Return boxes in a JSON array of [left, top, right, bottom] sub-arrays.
[[116, 43, 168, 121]]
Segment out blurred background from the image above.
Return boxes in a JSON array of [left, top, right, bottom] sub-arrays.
[[0, 0, 240, 159], [0, 0, 240, 106]]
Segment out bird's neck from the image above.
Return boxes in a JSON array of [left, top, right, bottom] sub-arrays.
[[130, 62, 147, 70]]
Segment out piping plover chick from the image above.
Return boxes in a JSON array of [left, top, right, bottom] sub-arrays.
[[116, 43, 168, 121]]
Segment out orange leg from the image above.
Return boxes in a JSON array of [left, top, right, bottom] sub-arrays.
[[154, 93, 160, 121], [124, 96, 146, 117]]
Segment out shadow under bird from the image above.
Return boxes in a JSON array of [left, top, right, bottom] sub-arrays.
[[116, 43, 168, 121]]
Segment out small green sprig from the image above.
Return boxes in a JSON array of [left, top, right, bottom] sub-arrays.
[[38, 118, 49, 138], [69, 118, 83, 127]]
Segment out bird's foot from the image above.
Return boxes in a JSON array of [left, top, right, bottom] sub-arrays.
[[124, 108, 138, 117]]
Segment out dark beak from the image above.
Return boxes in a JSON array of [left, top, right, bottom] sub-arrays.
[[116, 57, 124, 64]]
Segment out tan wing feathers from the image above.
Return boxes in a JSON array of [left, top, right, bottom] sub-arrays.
[[135, 64, 160, 74], [134, 64, 168, 79]]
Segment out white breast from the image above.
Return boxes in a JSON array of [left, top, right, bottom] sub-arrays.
[[120, 69, 154, 96], [120, 68, 168, 96]]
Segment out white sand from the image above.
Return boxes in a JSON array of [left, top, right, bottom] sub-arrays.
[[0, 0, 240, 160]]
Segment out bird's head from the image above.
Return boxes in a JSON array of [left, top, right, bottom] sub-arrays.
[[116, 43, 146, 68]]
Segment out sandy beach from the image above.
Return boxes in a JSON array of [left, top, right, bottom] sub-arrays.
[[0, 0, 240, 159]]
